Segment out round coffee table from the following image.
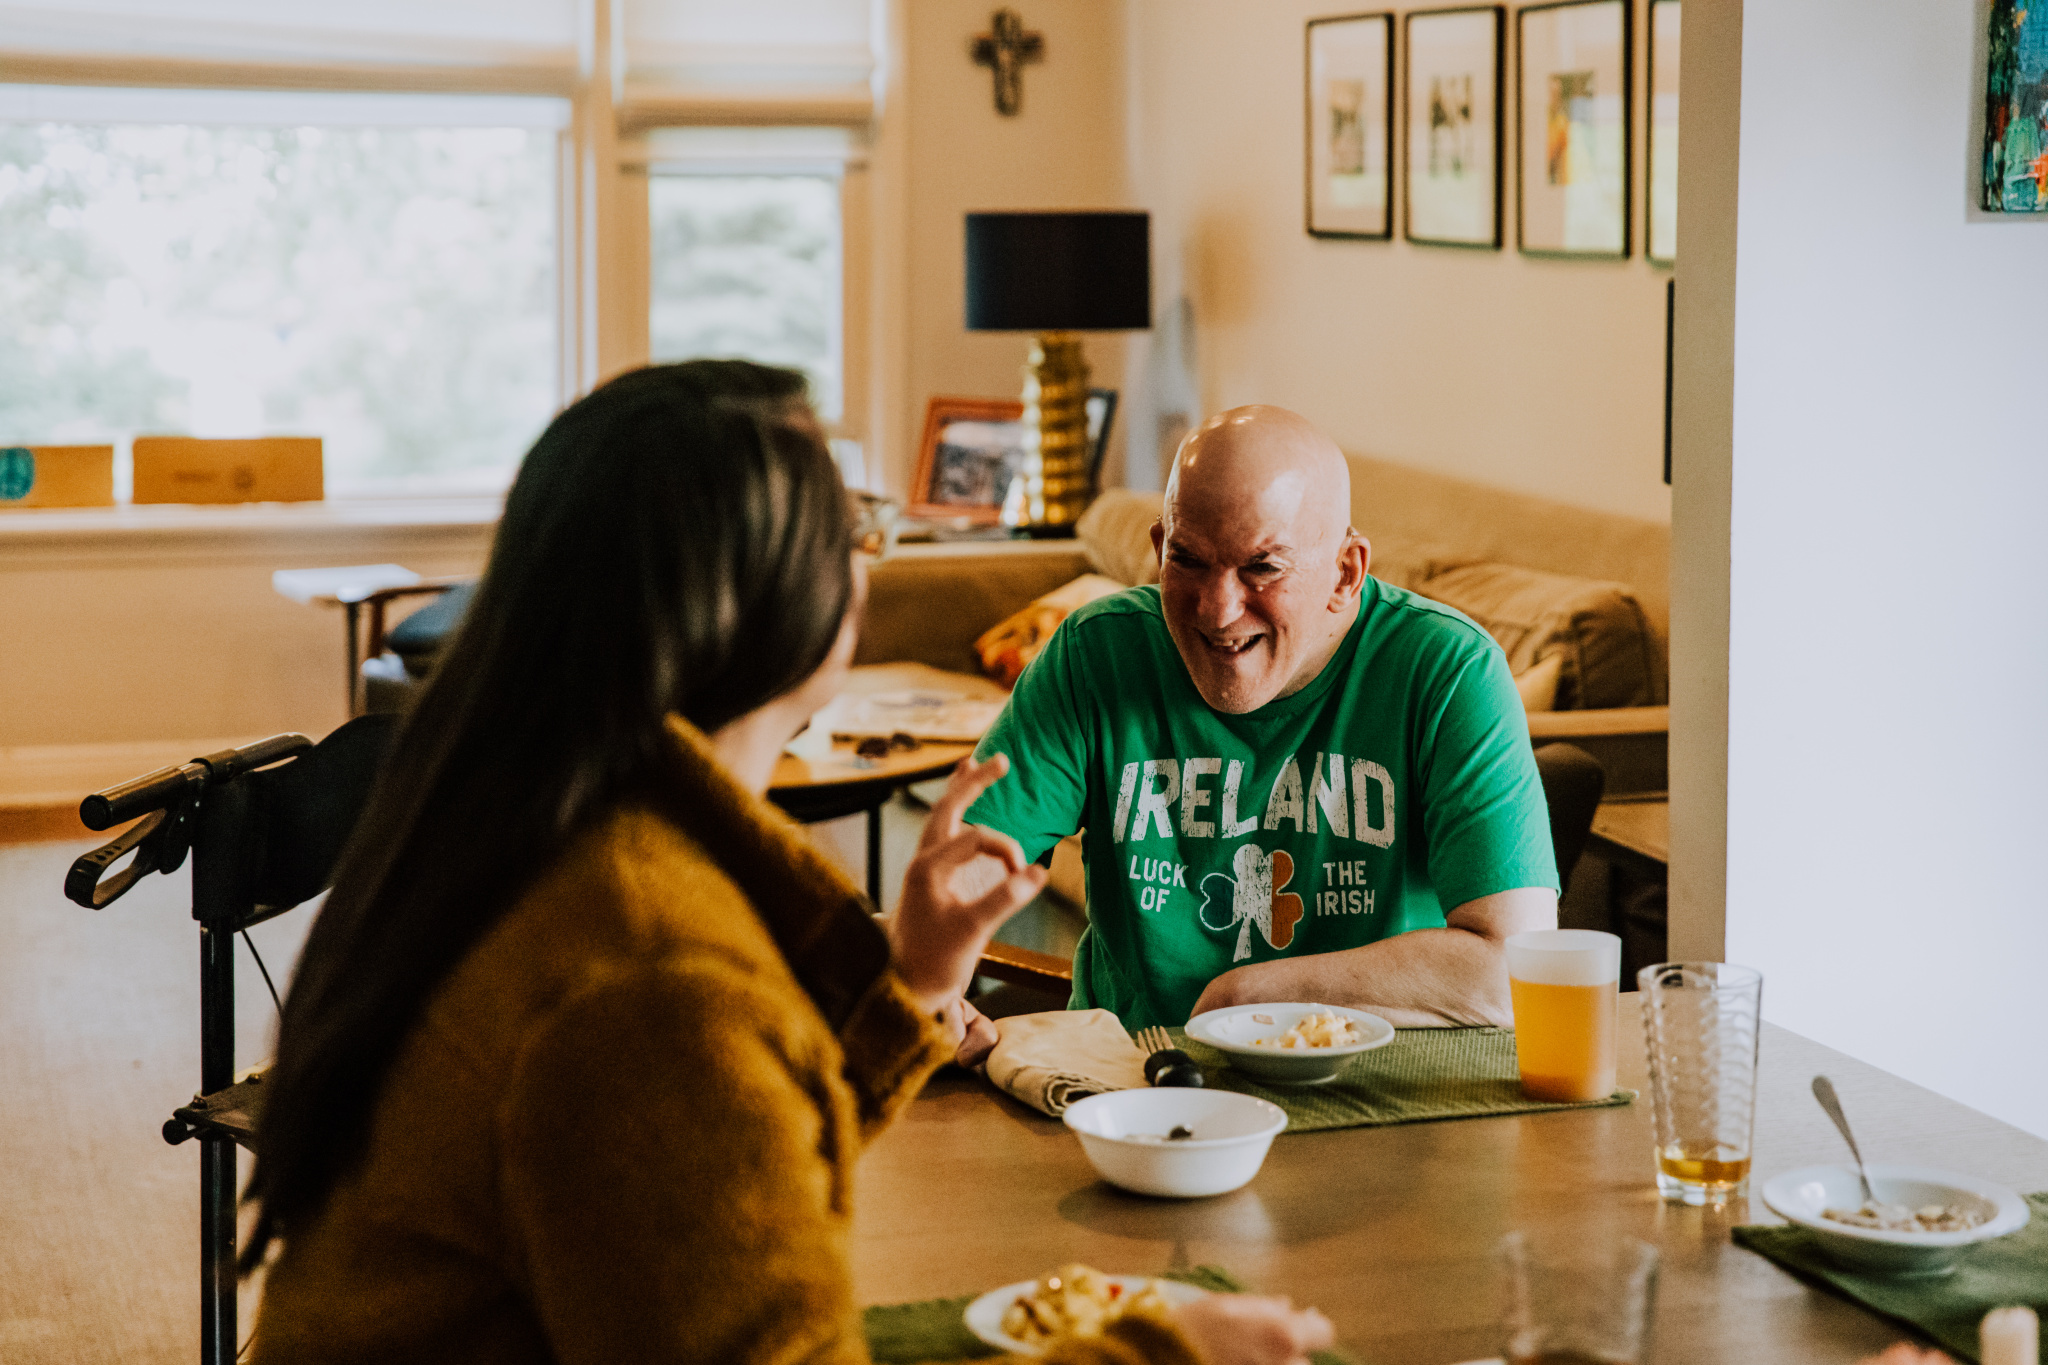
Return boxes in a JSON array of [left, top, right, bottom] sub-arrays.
[[768, 742, 976, 906]]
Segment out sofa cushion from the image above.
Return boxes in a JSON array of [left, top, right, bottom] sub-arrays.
[[1076, 488, 1163, 585], [1414, 561, 1657, 711]]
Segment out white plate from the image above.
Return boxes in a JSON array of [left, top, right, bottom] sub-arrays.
[[963, 1275, 1210, 1356], [1184, 1002, 1396, 1084]]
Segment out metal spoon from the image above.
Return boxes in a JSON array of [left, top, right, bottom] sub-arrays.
[[1811, 1075, 1876, 1205]]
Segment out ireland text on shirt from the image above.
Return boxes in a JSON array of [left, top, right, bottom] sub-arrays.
[[1110, 753, 1394, 848]]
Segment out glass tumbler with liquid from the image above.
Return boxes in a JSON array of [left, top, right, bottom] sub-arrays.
[[1638, 961, 1763, 1206], [1506, 929, 1620, 1102]]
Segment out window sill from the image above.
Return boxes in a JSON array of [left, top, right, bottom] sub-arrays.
[[0, 497, 503, 565], [0, 496, 501, 539]]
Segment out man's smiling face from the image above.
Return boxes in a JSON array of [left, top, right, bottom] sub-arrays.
[[1150, 407, 1366, 715]]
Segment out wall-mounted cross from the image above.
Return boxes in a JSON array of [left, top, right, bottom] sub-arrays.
[[971, 9, 1043, 117]]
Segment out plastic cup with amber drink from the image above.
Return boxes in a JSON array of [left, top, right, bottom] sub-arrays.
[[1506, 929, 1621, 1103], [1638, 961, 1763, 1206]]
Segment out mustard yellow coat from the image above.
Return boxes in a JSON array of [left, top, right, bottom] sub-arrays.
[[249, 716, 1197, 1365]]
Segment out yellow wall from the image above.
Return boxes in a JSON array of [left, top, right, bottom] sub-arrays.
[[1124, 0, 1673, 522]]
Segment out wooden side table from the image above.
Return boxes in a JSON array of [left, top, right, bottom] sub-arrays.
[[1585, 795, 1669, 879]]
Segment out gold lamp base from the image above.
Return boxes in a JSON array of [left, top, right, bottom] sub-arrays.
[[1001, 331, 1094, 534]]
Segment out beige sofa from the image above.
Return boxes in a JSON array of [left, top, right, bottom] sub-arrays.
[[858, 452, 1669, 794]]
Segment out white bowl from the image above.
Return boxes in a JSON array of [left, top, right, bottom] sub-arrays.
[[963, 1275, 1210, 1356], [1063, 1088, 1287, 1198], [1760, 1164, 2030, 1276], [1184, 1002, 1396, 1084]]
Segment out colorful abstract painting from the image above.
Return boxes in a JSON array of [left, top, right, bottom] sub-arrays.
[[1983, 0, 2048, 212], [1518, 0, 1630, 257]]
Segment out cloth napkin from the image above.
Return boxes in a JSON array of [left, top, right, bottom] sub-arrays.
[[1733, 1192, 2048, 1364], [983, 1009, 1148, 1117]]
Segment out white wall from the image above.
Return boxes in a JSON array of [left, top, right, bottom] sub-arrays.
[[1123, 0, 1673, 521], [1689, 0, 2048, 1137]]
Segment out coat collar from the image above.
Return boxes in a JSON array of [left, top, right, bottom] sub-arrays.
[[647, 714, 892, 1033]]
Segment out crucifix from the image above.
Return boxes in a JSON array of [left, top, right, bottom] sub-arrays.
[[971, 8, 1043, 117]]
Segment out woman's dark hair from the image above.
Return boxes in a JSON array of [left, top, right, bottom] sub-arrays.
[[241, 360, 853, 1270]]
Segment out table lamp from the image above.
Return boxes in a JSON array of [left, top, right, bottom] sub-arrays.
[[964, 211, 1150, 533]]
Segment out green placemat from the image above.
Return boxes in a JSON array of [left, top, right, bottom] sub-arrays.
[[864, 1265, 1355, 1364], [1732, 1193, 2048, 1364], [1166, 1026, 1632, 1133]]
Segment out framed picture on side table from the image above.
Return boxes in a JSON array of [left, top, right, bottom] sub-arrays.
[[1517, 0, 1632, 259], [908, 396, 1026, 524], [1306, 12, 1395, 239], [1646, 0, 1681, 264], [1404, 5, 1504, 249]]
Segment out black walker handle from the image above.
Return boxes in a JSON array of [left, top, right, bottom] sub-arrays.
[[66, 733, 314, 910]]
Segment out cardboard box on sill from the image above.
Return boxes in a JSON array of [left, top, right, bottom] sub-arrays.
[[132, 436, 324, 505], [0, 444, 117, 508]]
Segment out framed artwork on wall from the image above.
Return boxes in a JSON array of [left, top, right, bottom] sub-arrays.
[[1981, 0, 2048, 213], [1404, 5, 1504, 248], [1306, 12, 1395, 239], [1646, 0, 1680, 263], [1517, 0, 1632, 259], [907, 396, 1025, 524]]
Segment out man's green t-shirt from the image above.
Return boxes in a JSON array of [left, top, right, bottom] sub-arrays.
[[965, 578, 1557, 1029]]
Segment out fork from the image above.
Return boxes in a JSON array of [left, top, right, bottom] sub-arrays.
[[1135, 1026, 1205, 1088]]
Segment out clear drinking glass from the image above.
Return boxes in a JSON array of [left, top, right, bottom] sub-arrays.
[[1499, 1232, 1660, 1365], [1638, 961, 1764, 1206]]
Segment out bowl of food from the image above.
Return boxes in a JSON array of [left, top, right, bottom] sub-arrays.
[[1063, 1088, 1287, 1198], [1760, 1164, 2030, 1276], [1184, 1002, 1395, 1084], [964, 1263, 1208, 1355]]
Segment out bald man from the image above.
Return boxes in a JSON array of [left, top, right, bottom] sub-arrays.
[[964, 406, 1558, 1032]]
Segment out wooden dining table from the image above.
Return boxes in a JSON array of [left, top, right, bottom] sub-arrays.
[[853, 996, 2048, 1364]]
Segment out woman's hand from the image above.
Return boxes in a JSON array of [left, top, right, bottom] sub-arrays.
[[1170, 1295, 1335, 1365], [885, 754, 1046, 1018]]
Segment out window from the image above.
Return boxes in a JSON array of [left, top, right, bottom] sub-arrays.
[[0, 87, 564, 495], [642, 127, 851, 424]]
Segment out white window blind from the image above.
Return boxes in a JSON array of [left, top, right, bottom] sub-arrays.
[[624, 0, 872, 93], [0, 1, 579, 72], [1, 1, 876, 102]]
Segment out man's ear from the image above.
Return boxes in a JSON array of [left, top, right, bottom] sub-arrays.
[[1149, 519, 1165, 559], [1330, 531, 1370, 610]]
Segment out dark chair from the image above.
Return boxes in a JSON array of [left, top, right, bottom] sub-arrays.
[[65, 714, 398, 1365], [974, 741, 1608, 999], [357, 580, 475, 714]]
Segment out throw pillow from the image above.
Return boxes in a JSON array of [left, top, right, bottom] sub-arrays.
[[973, 573, 1127, 687], [1076, 488, 1164, 586], [1514, 651, 1562, 713], [1416, 561, 1656, 710]]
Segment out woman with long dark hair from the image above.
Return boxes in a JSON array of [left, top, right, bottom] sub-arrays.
[[242, 362, 1329, 1365]]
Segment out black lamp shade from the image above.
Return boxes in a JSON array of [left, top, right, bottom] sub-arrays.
[[965, 211, 1151, 332]]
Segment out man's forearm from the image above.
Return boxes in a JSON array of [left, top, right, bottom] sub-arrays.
[[1218, 929, 1514, 1027], [1186, 888, 1557, 1027]]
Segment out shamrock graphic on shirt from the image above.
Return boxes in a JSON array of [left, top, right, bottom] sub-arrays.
[[1198, 844, 1306, 961]]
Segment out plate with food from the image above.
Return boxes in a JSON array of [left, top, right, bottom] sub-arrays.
[[1760, 1163, 2030, 1276], [963, 1263, 1208, 1356], [1185, 1002, 1395, 1084]]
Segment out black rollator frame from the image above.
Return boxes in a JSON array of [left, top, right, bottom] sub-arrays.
[[65, 718, 393, 1365]]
